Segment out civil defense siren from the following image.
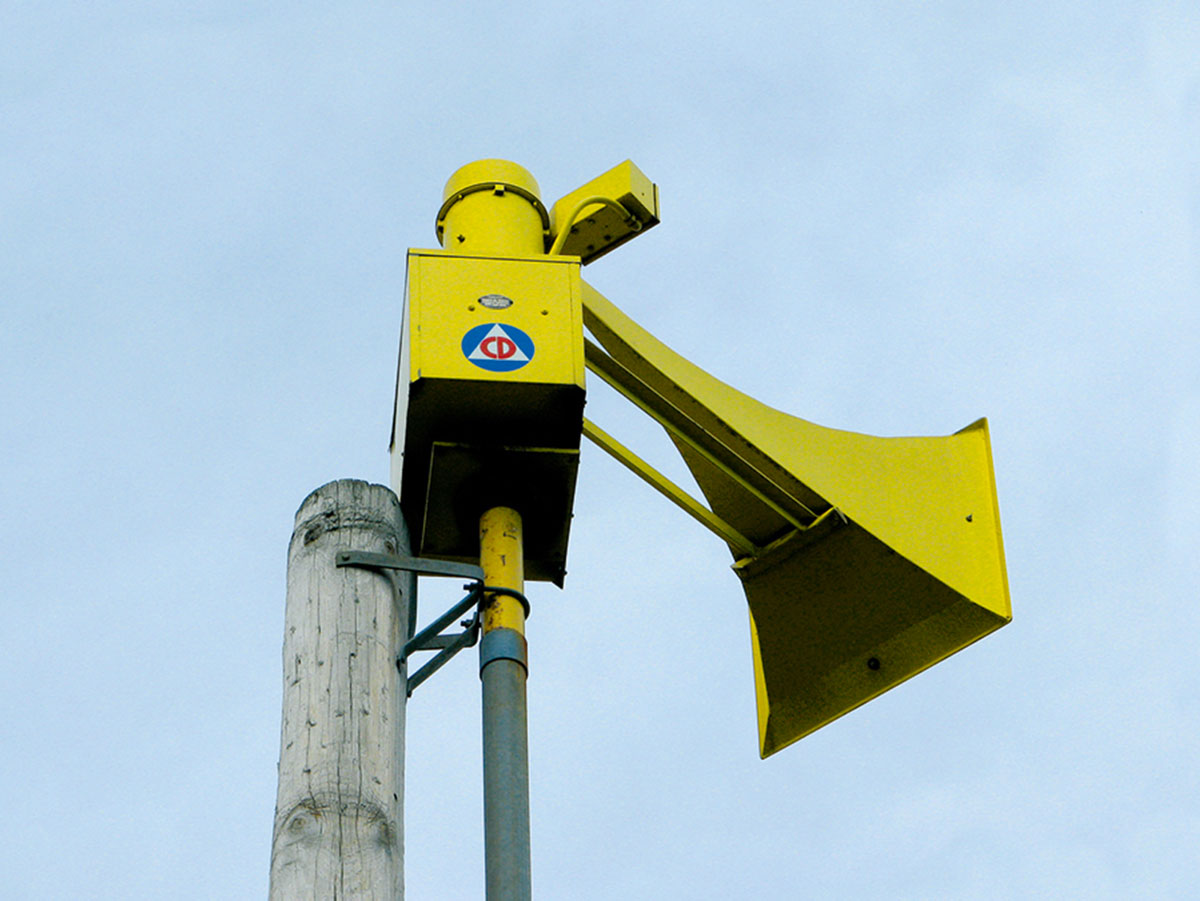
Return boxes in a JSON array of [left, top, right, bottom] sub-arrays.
[[390, 159, 1011, 756]]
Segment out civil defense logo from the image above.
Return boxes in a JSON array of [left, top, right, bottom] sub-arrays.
[[462, 323, 535, 372]]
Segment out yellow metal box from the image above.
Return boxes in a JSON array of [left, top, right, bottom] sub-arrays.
[[391, 249, 586, 583]]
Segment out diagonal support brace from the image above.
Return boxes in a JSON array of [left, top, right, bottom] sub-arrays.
[[334, 551, 533, 696], [402, 585, 530, 696], [404, 608, 481, 696]]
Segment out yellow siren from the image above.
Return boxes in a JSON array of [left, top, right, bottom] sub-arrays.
[[393, 158, 1009, 756], [580, 283, 1011, 757]]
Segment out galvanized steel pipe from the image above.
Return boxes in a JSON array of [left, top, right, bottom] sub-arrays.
[[479, 506, 531, 901]]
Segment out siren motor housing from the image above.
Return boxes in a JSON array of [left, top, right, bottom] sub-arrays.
[[392, 249, 586, 585]]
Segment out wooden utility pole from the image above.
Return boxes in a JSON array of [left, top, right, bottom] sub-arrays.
[[270, 479, 411, 900]]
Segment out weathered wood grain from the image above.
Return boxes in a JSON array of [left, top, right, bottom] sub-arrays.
[[269, 480, 411, 900]]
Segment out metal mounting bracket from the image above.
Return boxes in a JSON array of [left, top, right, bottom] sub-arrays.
[[401, 585, 483, 697], [336, 550, 488, 696], [335, 550, 484, 582], [334, 550, 531, 696], [400, 584, 532, 696]]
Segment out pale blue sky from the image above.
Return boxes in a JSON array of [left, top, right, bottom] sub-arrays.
[[3, 2, 1198, 898]]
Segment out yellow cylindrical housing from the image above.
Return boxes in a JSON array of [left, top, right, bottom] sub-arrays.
[[479, 506, 526, 634], [437, 160, 549, 257]]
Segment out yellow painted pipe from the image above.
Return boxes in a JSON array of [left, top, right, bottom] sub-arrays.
[[479, 506, 525, 635]]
